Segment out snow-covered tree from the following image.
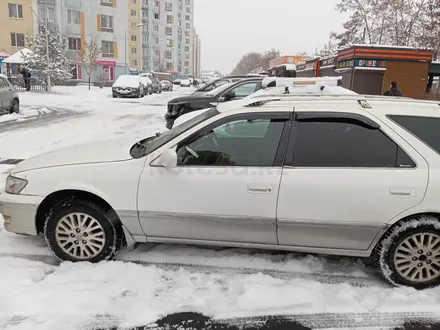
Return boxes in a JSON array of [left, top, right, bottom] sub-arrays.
[[23, 25, 72, 87], [75, 38, 102, 90]]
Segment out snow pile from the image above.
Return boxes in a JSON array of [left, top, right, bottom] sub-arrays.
[[0, 106, 52, 124], [112, 75, 141, 88], [3, 48, 33, 64], [0, 256, 440, 330]]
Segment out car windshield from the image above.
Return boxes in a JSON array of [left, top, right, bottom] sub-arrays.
[[143, 107, 219, 155], [204, 82, 234, 96]]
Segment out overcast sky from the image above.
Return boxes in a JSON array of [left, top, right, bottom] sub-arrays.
[[193, 0, 347, 74]]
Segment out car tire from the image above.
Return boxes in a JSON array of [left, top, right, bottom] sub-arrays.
[[44, 199, 124, 263], [136, 89, 141, 98], [10, 98, 19, 114], [374, 215, 440, 289]]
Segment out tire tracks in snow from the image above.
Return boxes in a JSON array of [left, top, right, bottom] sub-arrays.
[[84, 311, 440, 330], [0, 252, 386, 287]]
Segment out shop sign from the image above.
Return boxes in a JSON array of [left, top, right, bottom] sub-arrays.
[[336, 60, 354, 69], [95, 60, 116, 66], [321, 57, 336, 66], [296, 63, 306, 70], [355, 59, 386, 68]]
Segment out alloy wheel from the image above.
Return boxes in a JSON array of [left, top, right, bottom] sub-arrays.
[[394, 232, 440, 283], [55, 212, 106, 260]]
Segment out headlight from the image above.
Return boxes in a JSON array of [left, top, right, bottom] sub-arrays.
[[5, 175, 28, 194]]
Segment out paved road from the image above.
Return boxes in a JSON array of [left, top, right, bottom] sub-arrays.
[[0, 106, 84, 133]]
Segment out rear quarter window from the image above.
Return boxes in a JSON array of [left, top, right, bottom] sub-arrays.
[[387, 115, 440, 154]]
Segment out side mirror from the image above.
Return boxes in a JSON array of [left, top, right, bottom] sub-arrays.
[[158, 148, 177, 168], [223, 90, 235, 101]]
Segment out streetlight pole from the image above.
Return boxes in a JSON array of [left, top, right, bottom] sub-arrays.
[[125, 23, 143, 74], [44, 1, 52, 92]]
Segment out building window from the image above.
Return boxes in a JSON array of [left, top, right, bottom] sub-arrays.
[[166, 27, 172, 35], [142, 10, 148, 17], [131, 9, 137, 16], [101, 15, 114, 30], [102, 40, 114, 56], [68, 37, 82, 50], [132, 59, 137, 66], [185, 0, 190, 4], [185, 30, 189, 36], [40, 7, 55, 22], [143, 35, 149, 42], [167, 39, 173, 47], [185, 38, 189, 44], [165, 50, 172, 59], [186, 23, 190, 29], [154, 0, 159, 6], [186, 7, 190, 13], [131, 35, 137, 41], [185, 45, 189, 51], [68, 10, 80, 24], [166, 62, 173, 70], [167, 15, 173, 23], [154, 24, 159, 32], [131, 47, 137, 54], [185, 15, 190, 21], [101, 0, 113, 4], [131, 22, 137, 28], [184, 61, 189, 67], [155, 37, 159, 43], [10, 33, 25, 47], [143, 0, 148, 5], [154, 13, 159, 19], [165, 3, 172, 11], [8, 3, 23, 18]]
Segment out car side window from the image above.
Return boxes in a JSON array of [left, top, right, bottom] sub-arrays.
[[226, 82, 259, 98], [292, 119, 416, 168], [176, 116, 286, 167], [213, 80, 228, 88], [0, 78, 8, 88]]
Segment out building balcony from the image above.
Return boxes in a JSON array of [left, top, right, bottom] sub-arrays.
[[142, 17, 149, 23]]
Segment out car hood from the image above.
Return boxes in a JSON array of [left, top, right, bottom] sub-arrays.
[[11, 136, 142, 174], [169, 95, 214, 104]]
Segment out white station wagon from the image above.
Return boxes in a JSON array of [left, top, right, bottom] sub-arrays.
[[1, 88, 440, 289]]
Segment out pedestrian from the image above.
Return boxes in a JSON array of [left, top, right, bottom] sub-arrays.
[[20, 66, 31, 92], [383, 81, 402, 97]]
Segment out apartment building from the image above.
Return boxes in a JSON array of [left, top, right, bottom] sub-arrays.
[[1, 1, 35, 54], [192, 28, 201, 77], [1, 0, 200, 81], [140, 0, 196, 77]]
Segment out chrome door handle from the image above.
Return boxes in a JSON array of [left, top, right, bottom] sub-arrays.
[[390, 188, 413, 197]]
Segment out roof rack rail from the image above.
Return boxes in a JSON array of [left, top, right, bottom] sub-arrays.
[[243, 98, 282, 107], [262, 76, 343, 89]]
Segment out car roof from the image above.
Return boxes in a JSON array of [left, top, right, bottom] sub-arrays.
[[216, 94, 440, 117]]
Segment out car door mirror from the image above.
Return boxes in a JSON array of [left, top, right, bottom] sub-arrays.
[[223, 90, 235, 101], [158, 148, 178, 168]]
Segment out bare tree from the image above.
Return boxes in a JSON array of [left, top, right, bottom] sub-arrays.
[[75, 39, 102, 90]]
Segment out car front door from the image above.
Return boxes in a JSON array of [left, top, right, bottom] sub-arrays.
[[277, 110, 429, 251], [137, 111, 292, 245]]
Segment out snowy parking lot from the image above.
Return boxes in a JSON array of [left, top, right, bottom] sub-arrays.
[[1, 86, 440, 330]]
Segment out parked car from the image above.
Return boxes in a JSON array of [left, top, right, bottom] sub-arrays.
[[140, 76, 153, 95], [112, 75, 144, 98], [0, 74, 19, 114], [173, 79, 182, 85], [3, 94, 440, 289], [151, 78, 162, 94], [160, 80, 173, 92], [180, 79, 191, 87], [190, 74, 263, 96], [165, 77, 263, 129]]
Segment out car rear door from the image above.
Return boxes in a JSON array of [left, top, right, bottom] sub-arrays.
[[0, 77, 14, 109], [0, 77, 8, 109], [276, 110, 429, 251], [138, 111, 293, 245]]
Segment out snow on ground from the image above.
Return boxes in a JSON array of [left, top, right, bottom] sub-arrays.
[[1, 86, 440, 329]]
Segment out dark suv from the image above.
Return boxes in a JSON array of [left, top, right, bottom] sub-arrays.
[[165, 77, 263, 129], [190, 74, 262, 96]]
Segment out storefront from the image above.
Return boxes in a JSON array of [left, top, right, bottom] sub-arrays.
[[0, 53, 9, 74], [268, 55, 308, 77], [336, 45, 433, 98], [427, 62, 440, 95], [296, 57, 320, 78], [95, 59, 116, 81], [295, 62, 306, 77], [319, 56, 336, 77]]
